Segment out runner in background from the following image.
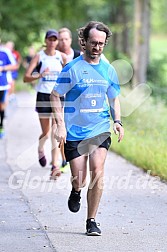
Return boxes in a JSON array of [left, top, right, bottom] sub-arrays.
[[5, 41, 22, 100], [23, 29, 67, 179], [58, 27, 81, 63], [0, 44, 18, 138], [57, 27, 81, 172]]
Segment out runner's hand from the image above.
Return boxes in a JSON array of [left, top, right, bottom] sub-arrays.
[[54, 124, 66, 147], [113, 123, 124, 142]]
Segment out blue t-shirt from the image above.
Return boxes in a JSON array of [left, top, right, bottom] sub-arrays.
[[0, 47, 16, 90], [53, 55, 120, 141]]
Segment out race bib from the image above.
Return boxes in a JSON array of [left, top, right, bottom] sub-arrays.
[[80, 93, 104, 113], [42, 71, 60, 82]]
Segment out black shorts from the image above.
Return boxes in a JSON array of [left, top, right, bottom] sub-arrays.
[[36, 92, 52, 116], [64, 133, 111, 162], [36, 92, 64, 116], [0, 90, 8, 103]]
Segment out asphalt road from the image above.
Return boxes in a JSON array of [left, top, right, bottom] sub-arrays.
[[0, 91, 167, 252]]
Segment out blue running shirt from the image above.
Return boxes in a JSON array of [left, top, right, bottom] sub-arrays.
[[0, 47, 16, 91], [53, 55, 120, 141]]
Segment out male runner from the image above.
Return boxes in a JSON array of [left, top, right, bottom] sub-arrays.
[[50, 21, 124, 235]]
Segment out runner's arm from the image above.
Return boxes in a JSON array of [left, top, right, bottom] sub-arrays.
[[60, 52, 67, 67], [23, 54, 41, 82], [50, 90, 66, 144], [108, 96, 124, 142]]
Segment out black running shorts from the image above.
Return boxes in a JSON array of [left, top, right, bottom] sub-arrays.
[[64, 133, 111, 162], [36, 92, 64, 116], [36, 92, 52, 116], [0, 90, 8, 103]]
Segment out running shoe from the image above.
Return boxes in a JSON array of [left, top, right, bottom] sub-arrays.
[[38, 149, 47, 167], [86, 218, 101, 236], [0, 127, 5, 139], [50, 165, 61, 180], [60, 160, 70, 173], [68, 188, 81, 213], [62, 160, 67, 167]]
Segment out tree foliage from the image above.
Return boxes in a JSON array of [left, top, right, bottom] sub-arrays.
[[0, 0, 60, 49], [0, 0, 166, 77], [0, 0, 134, 53], [151, 0, 167, 34]]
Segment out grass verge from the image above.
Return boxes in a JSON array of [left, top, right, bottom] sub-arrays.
[[111, 96, 167, 180]]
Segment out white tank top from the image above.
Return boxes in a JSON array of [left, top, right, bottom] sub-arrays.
[[36, 50, 63, 94]]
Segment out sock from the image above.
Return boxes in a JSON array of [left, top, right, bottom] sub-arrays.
[[72, 187, 81, 194], [87, 218, 95, 222]]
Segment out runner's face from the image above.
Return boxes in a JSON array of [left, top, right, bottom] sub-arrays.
[[58, 31, 72, 51], [85, 28, 106, 60], [46, 36, 58, 49]]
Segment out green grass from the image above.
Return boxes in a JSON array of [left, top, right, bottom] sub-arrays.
[[150, 35, 167, 59], [111, 96, 167, 180], [110, 35, 167, 181]]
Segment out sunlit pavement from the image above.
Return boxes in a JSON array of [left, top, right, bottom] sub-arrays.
[[1, 91, 167, 252]]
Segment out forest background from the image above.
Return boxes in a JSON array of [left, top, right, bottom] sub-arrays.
[[1, 0, 167, 180]]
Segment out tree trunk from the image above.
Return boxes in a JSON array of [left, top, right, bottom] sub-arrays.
[[132, 0, 150, 86], [122, 8, 130, 56], [109, 0, 130, 59]]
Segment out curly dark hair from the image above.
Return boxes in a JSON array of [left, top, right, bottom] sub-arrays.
[[78, 21, 112, 49]]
